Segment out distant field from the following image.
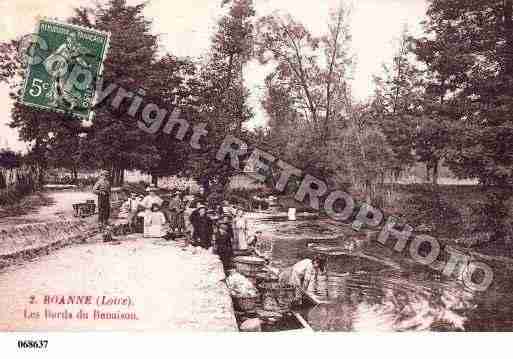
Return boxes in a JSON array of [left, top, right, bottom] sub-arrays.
[[393, 176, 479, 186]]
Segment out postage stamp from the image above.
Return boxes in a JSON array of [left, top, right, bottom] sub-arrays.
[[21, 18, 110, 119]]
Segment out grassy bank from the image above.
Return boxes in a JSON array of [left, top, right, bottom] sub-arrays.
[[0, 192, 54, 219]]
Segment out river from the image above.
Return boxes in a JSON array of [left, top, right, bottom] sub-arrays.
[[247, 212, 513, 331]]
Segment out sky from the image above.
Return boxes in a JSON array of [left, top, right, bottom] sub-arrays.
[[0, 0, 427, 152]]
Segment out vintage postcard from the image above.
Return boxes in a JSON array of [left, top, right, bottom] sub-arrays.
[[1, 0, 513, 349]]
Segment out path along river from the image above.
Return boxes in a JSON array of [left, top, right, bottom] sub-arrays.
[[247, 212, 513, 331]]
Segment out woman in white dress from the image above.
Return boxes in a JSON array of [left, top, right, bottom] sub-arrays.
[[143, 203, 168, 238], [140, 187, 163, 210], [232, 208, 248, 251]]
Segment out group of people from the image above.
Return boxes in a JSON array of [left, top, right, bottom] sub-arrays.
[[114, 185, 259, 271], [92, 171, 327, 296]]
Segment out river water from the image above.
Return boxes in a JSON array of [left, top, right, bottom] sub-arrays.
[[247, 212, 513, 331]]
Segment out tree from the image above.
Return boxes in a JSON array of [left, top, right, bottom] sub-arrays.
[[0, 42, 16, 83], [3, 0, 165, 186], [414, 0, 513, 241], [256, 5, 354, 179], [186, 0, 255, 188], [372, 27, 421, 179], [82, 0, 162, 186], [0, 149, 22, 169], [147, 55, 198, 185]]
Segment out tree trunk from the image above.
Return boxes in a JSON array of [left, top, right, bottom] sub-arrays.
[[504, 0, 513, 76], [34, 138, 46, 187], [110, 166, 124, 187], [432, 158, 439, 186], [151, 174, 158, 187]]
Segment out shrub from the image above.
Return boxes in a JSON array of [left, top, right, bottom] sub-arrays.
[[400, 186, 461, 236], [225, 188, 270, 211]]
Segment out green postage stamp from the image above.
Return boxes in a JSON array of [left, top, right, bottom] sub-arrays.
[[21, 19, 110, 119]]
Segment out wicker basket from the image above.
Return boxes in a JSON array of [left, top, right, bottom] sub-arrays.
[[72, 202, 96, 217], [258, 282, 296, 312], [232, 256, 266, 277], [232, 294, 259, 312]]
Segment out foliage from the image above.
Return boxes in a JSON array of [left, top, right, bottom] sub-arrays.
[[400, 185, 461, 236], [409, 0, 513, 241], [372, 27, 422, 177], [0, 149, 22, 169], [256, 5, 398, 204], [185, 0, 255, 187], [0, 167, 38, 205], [226, 187, 269, 210], [256, 5, 353, 178]]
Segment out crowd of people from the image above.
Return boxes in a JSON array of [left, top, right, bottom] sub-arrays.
[[92, 173, 327, 297], [114, 185, 260, 271]]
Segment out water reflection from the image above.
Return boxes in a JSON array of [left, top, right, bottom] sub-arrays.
[[306, 270, 472, 331], [248, 213, 509, 331]]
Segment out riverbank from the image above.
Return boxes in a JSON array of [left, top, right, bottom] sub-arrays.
[[0, 235, 237, 331]]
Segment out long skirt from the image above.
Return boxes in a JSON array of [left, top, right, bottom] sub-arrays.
[[176, 212, 185, 232], [97, 194, 110, 225], [233, 228, 248, 251], [167, 210, 179, 230], [217, 245, 233, 271]]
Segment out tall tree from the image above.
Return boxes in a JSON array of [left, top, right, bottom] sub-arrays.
[[84, 0, 161, 186], [4, 0, 163, 186], [415, 0, 513, 241], [148, 55, 198, 185], [256, 5, 354, 178], [188, 0, 255, 189], [372, 27, 421, 179]]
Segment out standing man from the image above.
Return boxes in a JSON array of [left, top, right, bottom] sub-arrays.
[[93, 170, 111, 229]]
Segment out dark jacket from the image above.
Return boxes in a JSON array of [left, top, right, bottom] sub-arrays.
[[192, 213, 213, 248], [215, 231, 233, 256]]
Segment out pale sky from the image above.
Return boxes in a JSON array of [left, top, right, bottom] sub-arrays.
[[0, 0, 427, 152]]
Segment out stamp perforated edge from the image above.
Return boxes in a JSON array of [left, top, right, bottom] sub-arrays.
[[19, 17, 111, 121]]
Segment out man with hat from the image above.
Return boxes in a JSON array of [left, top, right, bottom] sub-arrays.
[[92, 170, 111, 228], [167, 191, 184, 233]]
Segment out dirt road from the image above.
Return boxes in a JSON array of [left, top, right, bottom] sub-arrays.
[[0, 190, 96, 226], [0, 236, 237, 331]]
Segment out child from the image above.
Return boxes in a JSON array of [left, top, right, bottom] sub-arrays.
[[215, 222, 234, 271], [114, 197, 132, 235]]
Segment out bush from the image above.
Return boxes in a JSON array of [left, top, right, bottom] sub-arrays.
[[0, 167, 38, 206], [0, 185, 34, 206], [225, 188, 270, 211], [400, 186, 461, 236]]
